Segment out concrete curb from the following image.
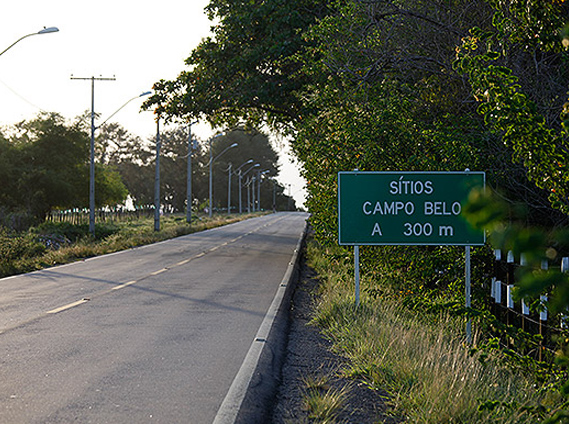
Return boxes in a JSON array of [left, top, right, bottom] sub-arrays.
[[212, 220, 307, 424]]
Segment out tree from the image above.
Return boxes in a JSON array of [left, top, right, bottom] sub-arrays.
[[8, 113, 90, 220], [454, 0, 569, 218], [2, 113, 128, 222], [143, 0, 330, 131], [210, 127, 280, 211], [0, 131, 18, 210], [96, 121, 148, 166], [157, 126, 207, 213]]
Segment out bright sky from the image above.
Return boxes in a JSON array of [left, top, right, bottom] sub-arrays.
[[0, 1, 306, 206]]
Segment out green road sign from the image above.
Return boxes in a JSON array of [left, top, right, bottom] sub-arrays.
[[338, 171, 485, 246]]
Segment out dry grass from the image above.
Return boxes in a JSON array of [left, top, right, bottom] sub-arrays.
[[302, 374, 350, 424], [306, 240, 556, 423], [1, 213, 264, 277]]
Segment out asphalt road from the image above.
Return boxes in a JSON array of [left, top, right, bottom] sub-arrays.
[[0, 212, 308, 424]]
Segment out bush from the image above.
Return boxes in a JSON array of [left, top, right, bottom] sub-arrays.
[[0, 229, 46, 260], [34, 221, 120, 242]]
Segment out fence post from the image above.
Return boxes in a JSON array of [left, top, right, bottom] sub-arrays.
[[539, 260, 549, 361], [562, 258, 569, 330], [506, 251, 515, 326], [494, 250, 502, 307], [520, 254, 530, 331]]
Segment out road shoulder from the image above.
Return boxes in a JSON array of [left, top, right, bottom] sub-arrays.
[[270, 249, 395, 423]]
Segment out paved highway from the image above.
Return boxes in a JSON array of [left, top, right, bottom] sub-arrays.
[[0, 212, 308, 424]]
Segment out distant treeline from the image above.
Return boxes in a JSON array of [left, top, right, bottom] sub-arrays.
[[0, 115, 295, 230]]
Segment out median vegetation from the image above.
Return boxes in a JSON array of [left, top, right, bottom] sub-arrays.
[[0, 213, 262, 279]]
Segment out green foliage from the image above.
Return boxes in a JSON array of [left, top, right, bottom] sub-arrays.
[[0, 113, 129, 226], [307, 239, 558, 423], [144, 0, 329, 130], [0, 229, 45, 260], [0, 213, 260, 278], [139, 1, 569, 419], [210, 127, 280, 210], [463, 187, 569, 422], [33, 221, 120, 242], [0, 228, 46, 277], [455, 35, 569, 215], [302, 374, 349, 423]]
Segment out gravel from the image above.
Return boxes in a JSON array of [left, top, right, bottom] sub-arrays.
[[270, 253, 397, 423]]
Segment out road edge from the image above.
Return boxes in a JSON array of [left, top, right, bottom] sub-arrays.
[[212, 218, 307, 424]]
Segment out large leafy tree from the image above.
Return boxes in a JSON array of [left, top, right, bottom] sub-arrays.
[[9, 113, 90, 219], [0, 132, 19, 211], [294, 0, 569, 239], [144, 0, 329, 130], [1, 113, 128, 223]]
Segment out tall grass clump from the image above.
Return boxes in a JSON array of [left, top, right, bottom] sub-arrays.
[[301, 374, 350, 423], [306, 239, 560, 423]]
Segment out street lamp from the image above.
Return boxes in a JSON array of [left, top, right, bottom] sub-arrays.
[[227, 163, 232, 214], [240, 163, 260, 213], [98, 91, 152, 128], [154, 115, 161, 231], [208, 139, 238, 217], [0, 27, 59, 57], [101, 90, 152, 234], [235, 159, 253, 214], [246, 176, 254, 213], [71, 79, 150, 236], [186, 121, 198, 224], [257, 170, 270, 211]]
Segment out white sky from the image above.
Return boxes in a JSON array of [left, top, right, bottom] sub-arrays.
[[0, 1, 306, 206]]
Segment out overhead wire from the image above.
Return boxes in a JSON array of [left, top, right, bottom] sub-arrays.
[[0, 75, 48, 114]]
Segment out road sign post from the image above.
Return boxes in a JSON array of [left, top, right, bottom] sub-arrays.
[[338, 171, 485, 341]]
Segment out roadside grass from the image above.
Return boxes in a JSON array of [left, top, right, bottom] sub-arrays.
[[305, 239, 560, 423], [0, 213, 264, 278], [302, 374, 350, 423]]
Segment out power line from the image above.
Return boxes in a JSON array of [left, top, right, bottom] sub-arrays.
[[0, 76, 48, 114]]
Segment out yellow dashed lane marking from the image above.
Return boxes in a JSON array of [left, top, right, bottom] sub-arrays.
[[47, 299, 90, 314]]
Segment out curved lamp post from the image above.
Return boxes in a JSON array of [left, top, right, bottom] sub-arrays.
[[74, 87, 151, 236], [98, 91, 152, 128], [257, 170, 270, 211], [235, 159, 253, 214], [208, 141, 238, 217], [186, 121, 198, 224], [0, 27, 59, 57], [206, 133, 223, 217], [240, 163, 260, 213]]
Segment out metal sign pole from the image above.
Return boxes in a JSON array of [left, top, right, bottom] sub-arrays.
[[355, 245, 360, 308], [465, 245, 472, 344]]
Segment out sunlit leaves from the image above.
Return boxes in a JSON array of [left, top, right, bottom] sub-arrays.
[[455, 32, 569, 215], [144, 0, 329, 130]]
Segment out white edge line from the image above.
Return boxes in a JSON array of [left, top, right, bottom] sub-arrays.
[[212, 219, 307, 424]]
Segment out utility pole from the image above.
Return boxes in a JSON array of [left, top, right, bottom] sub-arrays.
[[186, 122, 197, 224], [154, 116, 161, 231], [71, 75, 116, 236], [227, 162, 232, 214], [257, 169, 261, 211]]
